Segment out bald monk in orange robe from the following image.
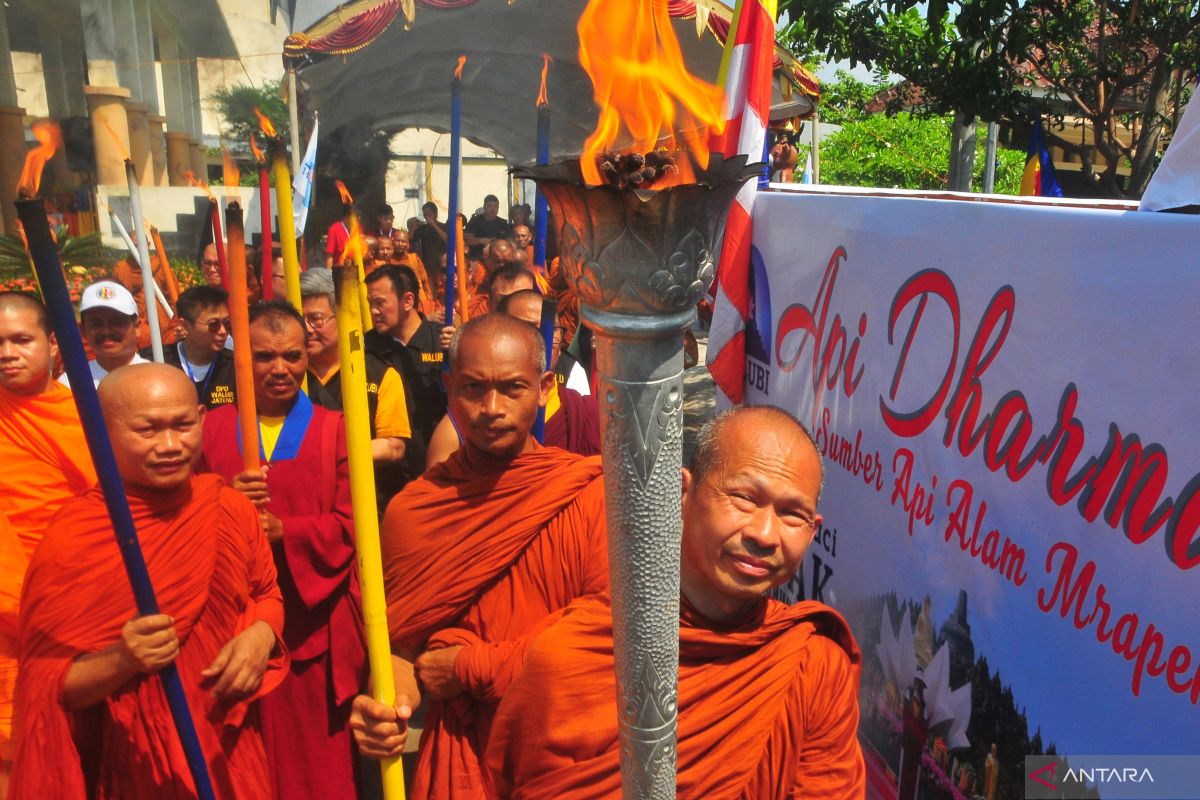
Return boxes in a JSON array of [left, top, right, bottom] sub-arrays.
[[424, 406, 865, 799], [10, 364, 288, 799], [0, 293, 97, 786], [350, 314, 608, 799], [0, 292, 97, 558]]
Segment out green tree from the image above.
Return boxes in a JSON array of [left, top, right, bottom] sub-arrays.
[[781, 0, 1200, 198], [808, 111, 1024, 193], [209, 80, 290, 181]]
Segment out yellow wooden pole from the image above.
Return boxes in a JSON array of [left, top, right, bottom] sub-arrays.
[[270, 150, 303, 312], [333, 262, 406, 799], [345, 212, 373, 324]]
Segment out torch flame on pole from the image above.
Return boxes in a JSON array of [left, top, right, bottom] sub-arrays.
[[250, 132, 266, 165], [185, 170, 218, 204], [253, 106, 278, 139], [17, 121, 63, 198], [221, 147, 241, 200], [102, 120, 133, 163], [536, 53, 552, 108], [454, 55, 467, 80], [576, 0, 725, 186]]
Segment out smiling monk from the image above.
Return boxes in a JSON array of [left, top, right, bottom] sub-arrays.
[[10, 363, 287, 799], [402, 406, 865, 799], [350, 313, 608, 799]]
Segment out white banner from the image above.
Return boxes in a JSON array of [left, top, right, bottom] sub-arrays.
[[744, 187, 1200, 800], [293, 113, 318, 238]]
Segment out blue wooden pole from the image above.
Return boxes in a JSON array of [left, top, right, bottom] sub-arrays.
[[16, 198, 218, 800], [444, 61, 463, 334], [533, 104, 550, 269]]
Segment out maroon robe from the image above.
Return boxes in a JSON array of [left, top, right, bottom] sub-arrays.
[[544, 387, 600, 457], [199, 400, 365, 799]]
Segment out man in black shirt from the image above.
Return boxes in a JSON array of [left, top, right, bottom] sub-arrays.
[[413, 201, 448, 277], [463, 194, 511, 259], [154, 285, 237, 408], [364, 265, 448, 480]]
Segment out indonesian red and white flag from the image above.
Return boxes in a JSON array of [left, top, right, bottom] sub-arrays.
[[705, 0, 777, 407]]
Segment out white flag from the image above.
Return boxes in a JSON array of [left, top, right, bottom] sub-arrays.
[[1140, 83, 1200, 212], [292, 113, 318, 238]]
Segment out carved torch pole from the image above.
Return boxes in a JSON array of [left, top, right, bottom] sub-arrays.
[[517, 155, 757, 798]]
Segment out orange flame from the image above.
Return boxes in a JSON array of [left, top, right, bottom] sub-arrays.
[[335, 179, 353, 206], [536, 53, 551, 108], [576, 0, 725, 186], [221, 147, 240, 200], [250, 132, 265, 164], [454, 55, 467, 80], [102, 120, 132, 163], [254, 106, 277, 138], [16, 120, 63, 197], [185, 170, 218, 203]]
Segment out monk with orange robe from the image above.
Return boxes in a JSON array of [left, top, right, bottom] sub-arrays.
[[349, 313, 608, 799], [10, 364, 288, 799], [111, 250, 181, 348], [0, 293, 97, 786], [411, 406, 865, 799]]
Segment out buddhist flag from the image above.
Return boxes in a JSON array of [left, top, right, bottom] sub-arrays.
[[292, 113, 318, 237], [1020, 119, 1064, 198], [706, 0, 778, 407]]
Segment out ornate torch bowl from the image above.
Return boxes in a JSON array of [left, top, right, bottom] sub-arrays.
[[515, 154, 760, 800]]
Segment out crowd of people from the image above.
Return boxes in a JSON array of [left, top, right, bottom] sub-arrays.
[[0, 190, 866, 799]]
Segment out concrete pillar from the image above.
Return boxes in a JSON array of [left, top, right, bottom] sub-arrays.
[[80, 0, 121, 88], [84, 85, 132, 187], [159, 32, 191, 135], [39, 22, 88, 119], [126, 101, 153, 185], [148, 114, 168, 186], [166, 131, 191, 185], [0, 106, 27, 235], [190, 141, 207, 183], [187, 58, 204, 138], [131, 0, 160, 112], [0, 3, 20, 106]]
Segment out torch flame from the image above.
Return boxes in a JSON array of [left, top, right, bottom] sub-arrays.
[[185, 170, 218, 204], [335, 181, 364, 265], [221, 147, 240, 200], [254, 106, 278, 139], [454, 55, 467, 80], [576, 0, 725, 186], [102, 120, 132, 163], [250, 132, 265, 164], [16, 120, 63, 198], [537, 53, 551, 108]]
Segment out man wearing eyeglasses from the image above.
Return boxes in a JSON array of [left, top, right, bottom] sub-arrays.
[[155, 285, 237, 409], [300, 268, 412, 505], [58, 281, 147, 389]]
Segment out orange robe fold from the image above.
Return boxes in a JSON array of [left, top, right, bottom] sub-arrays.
[[0, 382, 97, 558], [11, 475, 289, 799], [0, 510, 23, 763], [380, 446, 608, 799], [472, 595, 864, 800]]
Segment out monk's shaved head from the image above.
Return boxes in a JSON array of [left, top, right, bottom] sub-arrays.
[[0, 291, 50, 334], [99, 363, 203, 490], [450, 313, 546, 374], [690, 406, 824, 500], [99, 363, 199, 419]]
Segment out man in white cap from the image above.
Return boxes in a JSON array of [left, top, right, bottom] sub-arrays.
[[59, 280, 148, 388]]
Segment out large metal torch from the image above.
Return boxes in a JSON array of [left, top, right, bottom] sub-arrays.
[[515, 154, 757, 799]]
